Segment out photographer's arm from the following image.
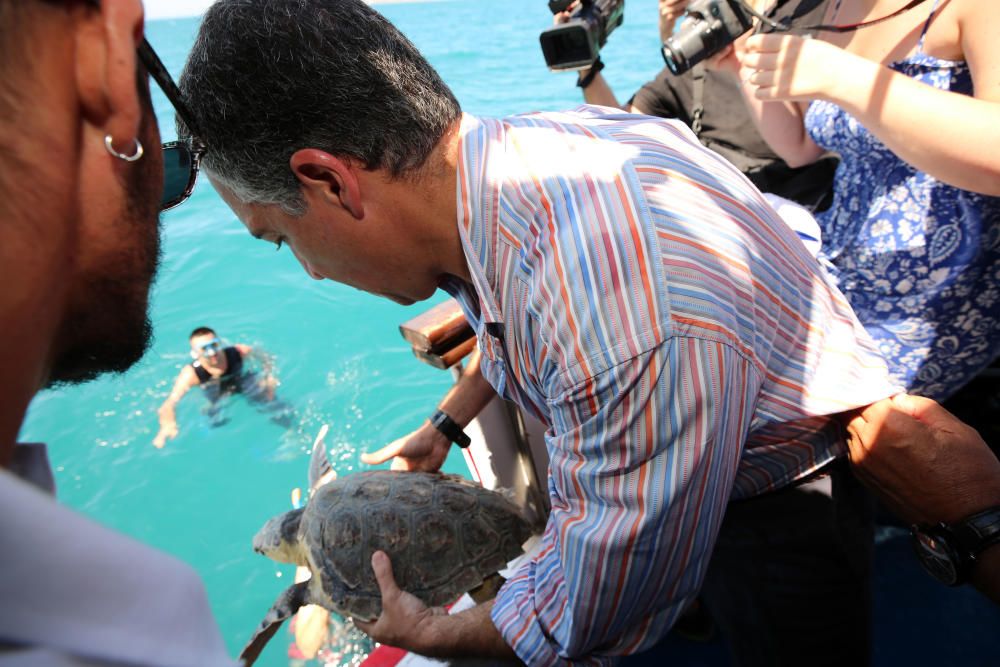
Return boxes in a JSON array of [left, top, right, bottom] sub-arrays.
[[658, 0, 687, 43], [577, 67, 626, 109], [577, 1, 687, 112]]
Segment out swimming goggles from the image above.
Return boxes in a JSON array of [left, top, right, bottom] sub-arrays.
[[138, 39, 206, 212], [192, 338, 223, 359]]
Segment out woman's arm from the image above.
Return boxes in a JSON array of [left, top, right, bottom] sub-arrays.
[[741, 0, 1000, 195], [709, 42, 825, 168]]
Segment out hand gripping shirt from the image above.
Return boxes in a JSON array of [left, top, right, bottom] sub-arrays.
[[443, 107, 896, 665]]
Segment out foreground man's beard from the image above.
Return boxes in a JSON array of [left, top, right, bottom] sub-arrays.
[[47, 153, 163, 387]]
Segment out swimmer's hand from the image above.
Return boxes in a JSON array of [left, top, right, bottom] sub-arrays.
[[361, 421, 451, 472], [153, 422, 179, 449]]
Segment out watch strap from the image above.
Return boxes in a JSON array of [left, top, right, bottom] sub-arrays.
[[430, 409, 471, 449], [951, 505, 1000, 557]]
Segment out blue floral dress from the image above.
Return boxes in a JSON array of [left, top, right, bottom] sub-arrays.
[[804, 7, 1000, 400]]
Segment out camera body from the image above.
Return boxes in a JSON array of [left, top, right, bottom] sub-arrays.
[[661, 0, 754, 75], [540, 0, 626, 71]]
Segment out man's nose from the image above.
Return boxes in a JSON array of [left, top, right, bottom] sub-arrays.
[[291, 247, 324, 281]]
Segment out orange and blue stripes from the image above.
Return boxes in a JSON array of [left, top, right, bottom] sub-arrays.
[[446, 108, 896, 665]]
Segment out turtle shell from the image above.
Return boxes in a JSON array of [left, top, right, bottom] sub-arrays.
[[299, 471, 532, 621]]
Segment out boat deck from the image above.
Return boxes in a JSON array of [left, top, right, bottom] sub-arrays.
[[624, 525, 1000, 666]]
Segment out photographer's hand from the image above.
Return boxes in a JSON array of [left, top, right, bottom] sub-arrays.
[[659, 0, 688, 43]]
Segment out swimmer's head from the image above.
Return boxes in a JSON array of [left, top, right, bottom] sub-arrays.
[[253, 507, 306, 565], [189, 326, 222, 362]]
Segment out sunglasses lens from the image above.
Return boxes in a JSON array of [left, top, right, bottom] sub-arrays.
[[161, 144, 194, 211]]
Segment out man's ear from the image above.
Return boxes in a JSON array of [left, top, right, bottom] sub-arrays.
[[289, 149, 365, 220], [74, 0, 145, 149]]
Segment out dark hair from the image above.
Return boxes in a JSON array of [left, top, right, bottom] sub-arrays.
[[178, 0, 462, 215], [189, 327, 216, 339]]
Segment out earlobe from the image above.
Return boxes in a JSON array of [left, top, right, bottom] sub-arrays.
[[75, 0, 145, 149], [289, 149, 365, 220]]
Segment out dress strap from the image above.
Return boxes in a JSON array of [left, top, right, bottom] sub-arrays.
[[915, 0, 942, 53]]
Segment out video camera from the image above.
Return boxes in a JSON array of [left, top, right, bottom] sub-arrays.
[[661, 0, 754, 75], [540, 0, 625, 71]]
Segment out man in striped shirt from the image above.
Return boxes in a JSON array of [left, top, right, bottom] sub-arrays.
[[180, 1, 897, 664]]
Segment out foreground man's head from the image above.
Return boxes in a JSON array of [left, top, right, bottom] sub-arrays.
[[0, 0, 163, 402], [179, 0, 466, 305]]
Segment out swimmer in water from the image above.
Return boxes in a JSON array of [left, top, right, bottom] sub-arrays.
[[153, 326, 289, 448]]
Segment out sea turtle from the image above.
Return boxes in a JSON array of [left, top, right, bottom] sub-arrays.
[[239, 429, 533, 665]]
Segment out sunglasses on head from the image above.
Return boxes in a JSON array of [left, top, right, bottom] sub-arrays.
[[137, 39, 205, 212]]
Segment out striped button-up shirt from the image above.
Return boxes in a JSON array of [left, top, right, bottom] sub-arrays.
[[443, 107, 896, 665]]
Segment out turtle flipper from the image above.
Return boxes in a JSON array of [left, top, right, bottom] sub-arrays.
[[307, 424, 333, 491], [239, 580, 311, 667]]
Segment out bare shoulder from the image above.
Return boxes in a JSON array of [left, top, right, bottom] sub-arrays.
[[235, 343, 253, 355], [951, 0, 1000, 38], [951, 0, 1000, 100], [176, 364, 199, 386]]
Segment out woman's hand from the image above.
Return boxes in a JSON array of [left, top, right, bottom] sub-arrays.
[[739, 34, 854, 102]]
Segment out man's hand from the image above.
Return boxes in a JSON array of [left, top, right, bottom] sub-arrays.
[[152, 422, 179, 449], [844, 394, 1000, 526], [360, 421, 451, 472], [354, 552, 446, 654]]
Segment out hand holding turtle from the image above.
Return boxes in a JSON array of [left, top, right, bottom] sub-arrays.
[[354, 551, 447, 653], [361, 422, 451, 472]]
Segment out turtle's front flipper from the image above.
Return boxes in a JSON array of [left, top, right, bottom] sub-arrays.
[[239, 580, 311, 666]]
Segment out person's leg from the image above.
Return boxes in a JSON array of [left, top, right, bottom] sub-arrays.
[[700, 460, 874, 667]]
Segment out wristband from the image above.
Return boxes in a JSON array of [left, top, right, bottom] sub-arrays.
[[430, 409, 471, 449], [577, 57, 604, 89]]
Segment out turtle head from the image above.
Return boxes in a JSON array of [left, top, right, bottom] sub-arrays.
[[252, 508, 307, 565]]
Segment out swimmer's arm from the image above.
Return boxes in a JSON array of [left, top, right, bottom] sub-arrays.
[[153, 367, 198, 448]]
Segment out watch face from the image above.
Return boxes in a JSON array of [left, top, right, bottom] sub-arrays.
[[912, 529, 961, 586]]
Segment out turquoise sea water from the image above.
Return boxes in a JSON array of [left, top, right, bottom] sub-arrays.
[[20, 1, 664, 664]]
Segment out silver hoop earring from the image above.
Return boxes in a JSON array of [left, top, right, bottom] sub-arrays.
[[104, 135, 144, 162]]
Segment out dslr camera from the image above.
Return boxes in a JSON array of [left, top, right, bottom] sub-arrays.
[[540, 0, 626, 71], [661, 0, 754, 75]]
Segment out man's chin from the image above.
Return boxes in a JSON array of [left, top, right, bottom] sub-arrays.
[[46, 312, 154, 388]]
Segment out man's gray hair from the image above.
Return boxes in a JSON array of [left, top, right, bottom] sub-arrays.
[[178, 0, 461, 215]]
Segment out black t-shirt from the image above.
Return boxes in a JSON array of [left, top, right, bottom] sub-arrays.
[[630, 0, 837, 210]]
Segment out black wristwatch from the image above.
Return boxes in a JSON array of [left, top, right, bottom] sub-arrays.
[[911, 506, 1000, 586], [429, 409, 471, 449]]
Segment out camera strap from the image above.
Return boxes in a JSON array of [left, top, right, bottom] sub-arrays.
[[691, 64, 706, 137], [746, 0, 931, 34]]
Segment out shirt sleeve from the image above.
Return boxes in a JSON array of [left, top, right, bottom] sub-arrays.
[[491, 336, 761, 665]]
